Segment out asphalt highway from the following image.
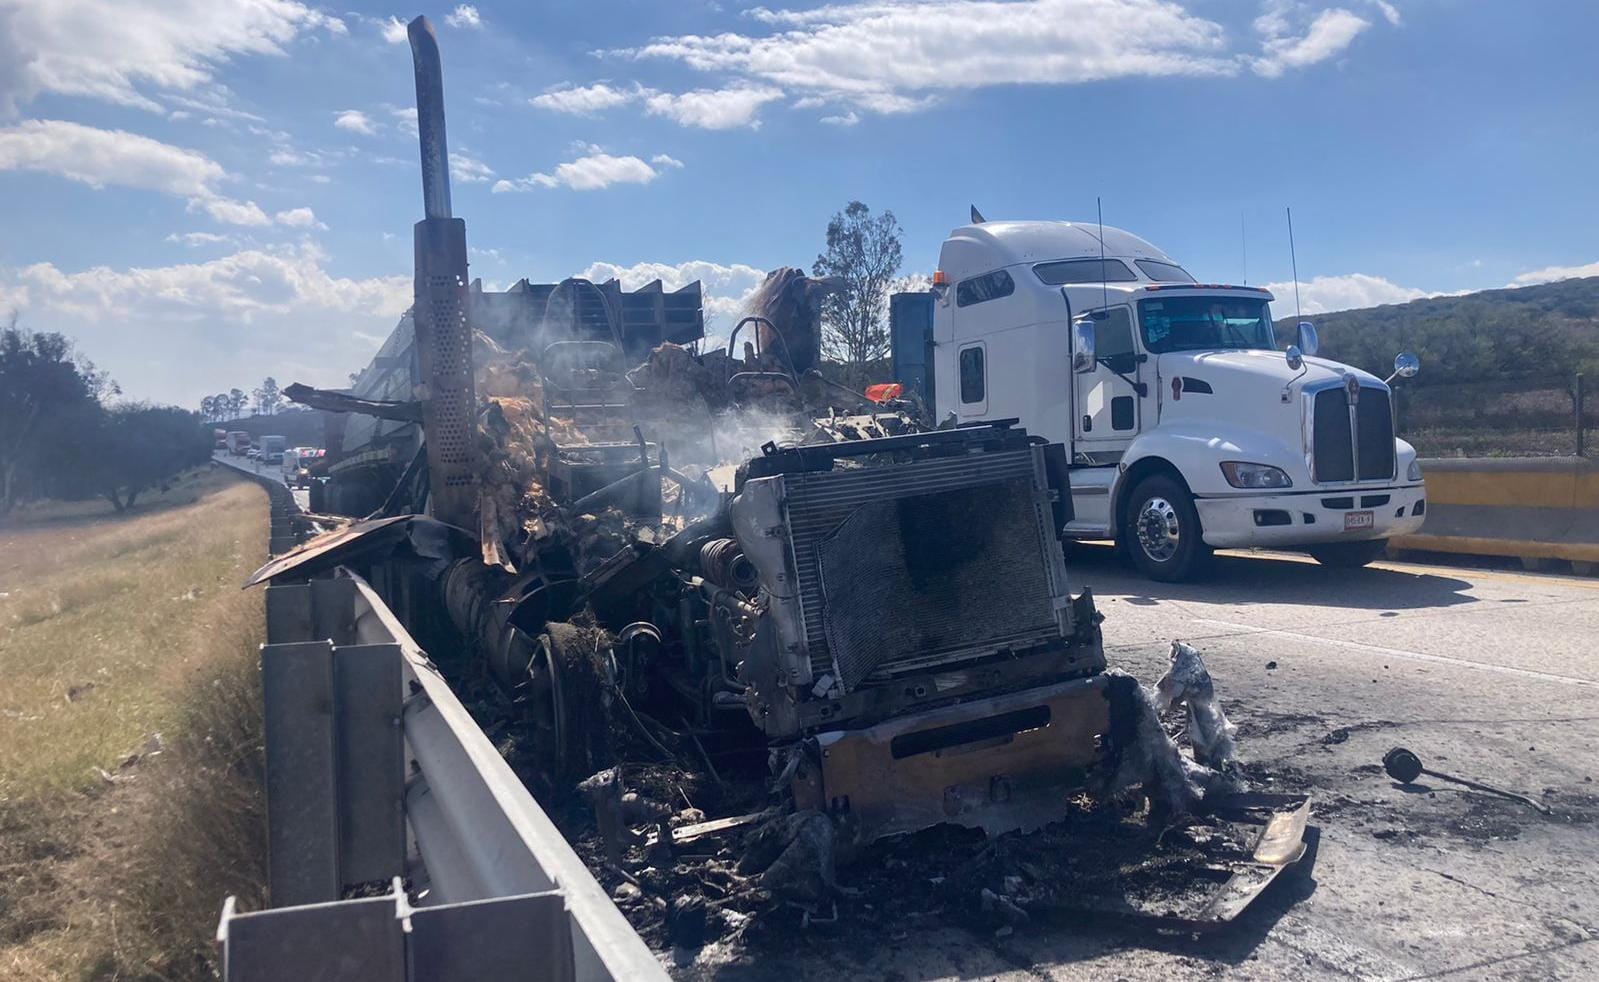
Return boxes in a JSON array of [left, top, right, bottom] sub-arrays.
[[700, 547, 1599, 981]]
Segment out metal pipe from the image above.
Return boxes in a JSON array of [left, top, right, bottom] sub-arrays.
[[407, 16, 452, 220], [686, 575, 758, 619]]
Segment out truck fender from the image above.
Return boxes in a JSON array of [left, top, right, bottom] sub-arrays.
[[1108, 425, 1301, 537]]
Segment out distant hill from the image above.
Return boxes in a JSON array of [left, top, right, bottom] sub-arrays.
[[1275, 275, 1599, 384], [1275, 276, 1599, 456]]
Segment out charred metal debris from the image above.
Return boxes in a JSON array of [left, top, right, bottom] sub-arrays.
[[247, 13, 1310, 956], [255, 288, 1310, 946]]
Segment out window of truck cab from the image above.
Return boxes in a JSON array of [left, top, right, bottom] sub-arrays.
[[956, 269, 1015, 306], [1137, 296, 1277, 354]]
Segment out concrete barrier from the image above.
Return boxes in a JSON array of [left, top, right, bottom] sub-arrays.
[[1391, 457, 1599, 571]]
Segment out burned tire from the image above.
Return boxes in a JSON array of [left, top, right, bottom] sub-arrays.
[[525, 621, 613, 787], [1307, 538, 1388, 568], [1123, 474, 1210, 582]]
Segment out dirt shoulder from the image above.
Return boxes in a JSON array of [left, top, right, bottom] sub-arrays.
[[0, 466, 269, 980]]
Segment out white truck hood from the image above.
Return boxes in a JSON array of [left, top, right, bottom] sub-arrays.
[[1156, 349, 1386, 468]]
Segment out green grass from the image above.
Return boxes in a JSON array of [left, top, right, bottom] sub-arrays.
[[0, 465, 269, 980]]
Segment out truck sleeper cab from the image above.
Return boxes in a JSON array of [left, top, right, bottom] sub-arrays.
[[920, 219, 1426, 581]]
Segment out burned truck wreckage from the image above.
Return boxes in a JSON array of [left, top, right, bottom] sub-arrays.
[[249, 15, 1310, 957]]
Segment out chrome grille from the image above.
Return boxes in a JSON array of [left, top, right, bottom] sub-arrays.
[[1312, 385, 1395, 483]]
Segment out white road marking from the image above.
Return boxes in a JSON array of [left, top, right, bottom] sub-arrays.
[[1194, 618, 1599, 690]]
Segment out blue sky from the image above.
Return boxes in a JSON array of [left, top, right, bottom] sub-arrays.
[[1, 0, 1596, 406]]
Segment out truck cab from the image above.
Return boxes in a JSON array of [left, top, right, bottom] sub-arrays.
[[909, 219, 1426, 581]]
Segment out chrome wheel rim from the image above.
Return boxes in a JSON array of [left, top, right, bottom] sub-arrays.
[[1136, 496, 1181, 564]]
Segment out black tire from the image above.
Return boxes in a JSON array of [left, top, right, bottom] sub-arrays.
[[1308, 538, 1389, 568], [1122, 474, 1210, 582], [527, 622, 613, 787]]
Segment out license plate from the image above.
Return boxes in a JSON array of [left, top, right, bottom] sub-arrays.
[[1344, 510, 1374, 531]]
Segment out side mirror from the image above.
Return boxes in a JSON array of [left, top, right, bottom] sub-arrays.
[[1296, 322, 1319, 357], [1072, 318, 1096, 373], [1393, 351, 1420, 379], [1285, 344, 1304, 372]]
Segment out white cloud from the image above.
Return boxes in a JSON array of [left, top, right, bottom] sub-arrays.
[[1262, 273, 1437, 314], [194, 195, 272, 227], [334, 109, 377, 135], [381, 16, 409, 44], [1252, 5, 1371, 77], [1369, 0, 1401, 27], [0, 244, 410, 405], [650, 153, 684, 169], [268, 145, 346, 168], [577, 259, 769, 338], [390, 106, 419, 137], [529, 82, 641, 115], [445, 4, 482, 29], [618, 0, 1236, 114], [449, 150, 495, 183], [0, 0, 344, 114], [1510, 261, 1599, 287], [820, 110, 860, 126], [0, 118, 223, 196], [493, 147, 680, 192], [273, 206, 323, 229], [165, 231, 234, 247], [8, 244, 400, 322], [0, 118, 280, 227], [621, 1, 1399, 115], [0, 119, 320, 229], [644, 85, 784, 129]]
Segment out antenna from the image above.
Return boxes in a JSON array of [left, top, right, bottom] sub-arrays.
[[1286, 206, 1303, 323], [1097, 196, 1109, 311], [1241, 212, 1248, 286]]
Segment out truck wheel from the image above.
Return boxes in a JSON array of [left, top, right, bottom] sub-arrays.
[[1308, 539, 1389, 568], [1123, 475, 1210, 582]]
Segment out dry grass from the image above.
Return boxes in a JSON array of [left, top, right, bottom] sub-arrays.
[[0, 465, 270, 980]]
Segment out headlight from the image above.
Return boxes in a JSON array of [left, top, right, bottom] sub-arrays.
[[1408, 459, 1422, 482], [1220, 461, 1293, 489]]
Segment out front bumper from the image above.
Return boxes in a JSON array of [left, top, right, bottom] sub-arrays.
[[791, 676, 1113, 841], [1196, 483, 1426, 548]]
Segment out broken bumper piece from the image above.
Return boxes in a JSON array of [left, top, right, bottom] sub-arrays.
[[792, 676, 1114, 840]]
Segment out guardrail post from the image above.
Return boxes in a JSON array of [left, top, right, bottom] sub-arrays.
[[265, 584, 313, 644], [333, 643, 406, 887], [262, 640, 340, 906], [1577, 372, 1586, 458], [408, 893, 575, 981], [219, 893, 404, 982], [311, 576, 357, 644]]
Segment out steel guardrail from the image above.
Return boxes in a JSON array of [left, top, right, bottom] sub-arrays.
[[213, 453, 665, 980]]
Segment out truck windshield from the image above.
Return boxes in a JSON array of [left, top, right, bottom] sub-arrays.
[[1137, 296, 1276, 353]]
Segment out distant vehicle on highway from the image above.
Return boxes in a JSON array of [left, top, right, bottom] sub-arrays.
[[226, 431, 251, 455], [282, 447, 322, 488], [213, 428, 227, 450], [896, 219, 1427, 581], [259, 434, 287, 465]]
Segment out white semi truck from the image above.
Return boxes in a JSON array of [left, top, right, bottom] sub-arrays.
[[895, 219, 1426, 581]]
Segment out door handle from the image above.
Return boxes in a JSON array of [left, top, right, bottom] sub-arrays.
[[1082, 415, 1092, 432]]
